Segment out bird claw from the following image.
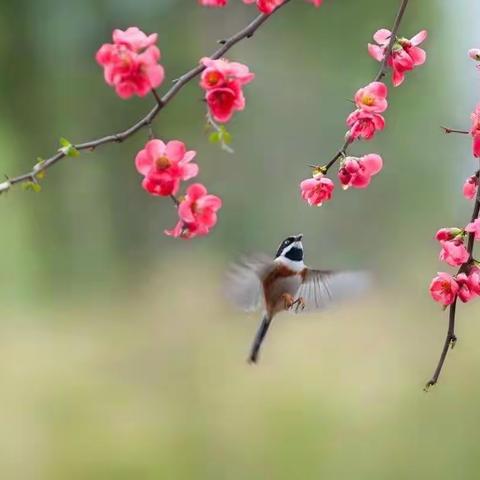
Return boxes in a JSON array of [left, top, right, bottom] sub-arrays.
[[281, 294, 305, 312], [282, 293, 295, 310], [291, 297, 305, 312]]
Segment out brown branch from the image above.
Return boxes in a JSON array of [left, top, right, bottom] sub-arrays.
[[441, 126, 470, 135], [315, 0, 410, 174], [373, 0, 410, 83], [0, 1, 291, 194], [425, 160, 480, 390]]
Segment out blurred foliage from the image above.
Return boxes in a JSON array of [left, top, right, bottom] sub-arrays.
[[1, 0, 480, 478]]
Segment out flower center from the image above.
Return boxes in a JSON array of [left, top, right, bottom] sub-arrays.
[[206, 71, 221, 86], [398, 38, 411, 49], [441, 282, 452, 294], [361, 94, 375, 106], [191, 201, 200, 214], [155, 156, 171, 169]]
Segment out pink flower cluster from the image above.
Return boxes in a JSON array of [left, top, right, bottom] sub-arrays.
[[199, 0, 322, 14], [368, 29, 427, 87], [299, 81, 388, 206], [96, 27, 165, 99], [135, 139, 222, 239], [347, 81, 387, 142], [429, 49, 480, 306], [299, 25, 427, 208], [200, 57, 254, 123], [430, 270, 480, 306], [429, 213, 480, 307]]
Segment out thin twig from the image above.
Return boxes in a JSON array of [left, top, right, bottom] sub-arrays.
[[441, 126, 470, 135], [373, 0, 410, 82], [425, 159, 480, 389], [316, 0, 410, 174], [0, 1, 291, 194]]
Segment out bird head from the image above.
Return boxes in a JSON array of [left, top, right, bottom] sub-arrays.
[[275, 234, 304, 267]]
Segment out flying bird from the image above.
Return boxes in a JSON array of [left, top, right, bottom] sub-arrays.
[[225, 234, 370, 363]]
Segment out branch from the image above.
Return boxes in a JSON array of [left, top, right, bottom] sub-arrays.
[[373, 0, 410, 83], [0, 1, 291, 194], [441, 126, 470, 135], [425, 160, 480, 390], [316, 0, 410, 174]]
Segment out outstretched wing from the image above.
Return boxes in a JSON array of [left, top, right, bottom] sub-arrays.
[[224, 254, 274, 312], [292, 269, 371, 314]]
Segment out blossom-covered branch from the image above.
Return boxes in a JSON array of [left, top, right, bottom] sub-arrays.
[[300, 0, 428, 207], [426, 76, 480, 387], [0, 0, 290, 193]]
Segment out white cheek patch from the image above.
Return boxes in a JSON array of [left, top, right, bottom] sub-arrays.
[[275, 256, 305, 272]]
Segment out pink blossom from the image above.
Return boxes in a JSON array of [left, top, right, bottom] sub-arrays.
[[300, 176, 334, 206], [463, 175, 479, 200], [112, 27, 158, 51], [205, 84, 246, 123], [470, 104, 480, 158], [346, 109, 385, 141], [96, 27, 165, 99], [199, 0, 228, 6], [429, 272, 459, 306], [202, 0, 322, 12], [465, 218, 480, 240], [435, 227, 463, 242], [200, 58, 254, 89], [456, 273, 477, 303], [200, 58, 254, 123], [368, 29, 427, 87], [468, 267, 480, 295], [135, 139, 198, 196], [338, 154, 383, 189], [439, 239, 469, 267], [165, 183, 222, 239], [242, 0, 283, 14], [354, 82, 388, 113], [469, 48, 480, 61], [242, 0, 321, 12]]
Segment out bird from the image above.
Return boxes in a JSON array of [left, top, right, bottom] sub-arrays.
[[225, 234, 370, 363]]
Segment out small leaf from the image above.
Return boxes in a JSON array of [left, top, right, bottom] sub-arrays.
[[22, 181, 42, 192], [59, 137, 80, 157], [59, 137, 70, 148], [209, 132, 220, 144], [222, 130, 232, 145]]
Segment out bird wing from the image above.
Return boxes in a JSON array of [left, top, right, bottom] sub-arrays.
[[224, 254, 274, 312], [292, 269, 371, 314]]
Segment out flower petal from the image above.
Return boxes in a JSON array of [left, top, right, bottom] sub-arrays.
[[410, 30, 428, 46], [373, 29, 392, 45], [186, 183, 208, 201], [135, 149, 152, 175], [165, 140, 186, 163]]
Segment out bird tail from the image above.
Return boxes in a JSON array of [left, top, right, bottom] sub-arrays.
[[248, 314, 272, 364]]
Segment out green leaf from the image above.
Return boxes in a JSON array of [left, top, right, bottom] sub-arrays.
[[209, 132, 220, 144], [22, 181, 42, 192], [59, 137, 80, 157], [222, 130, 232, 145]]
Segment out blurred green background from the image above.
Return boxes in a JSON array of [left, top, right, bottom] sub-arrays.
[[1, 0, 480, 478]]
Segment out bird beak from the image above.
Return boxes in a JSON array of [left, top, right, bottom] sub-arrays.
[[295, 234, 303, 242]]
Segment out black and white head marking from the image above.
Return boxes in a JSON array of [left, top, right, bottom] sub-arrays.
[[274, 234, 305, 270]]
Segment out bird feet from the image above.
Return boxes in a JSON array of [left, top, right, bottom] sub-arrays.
[[282, 294, 305, 312]]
